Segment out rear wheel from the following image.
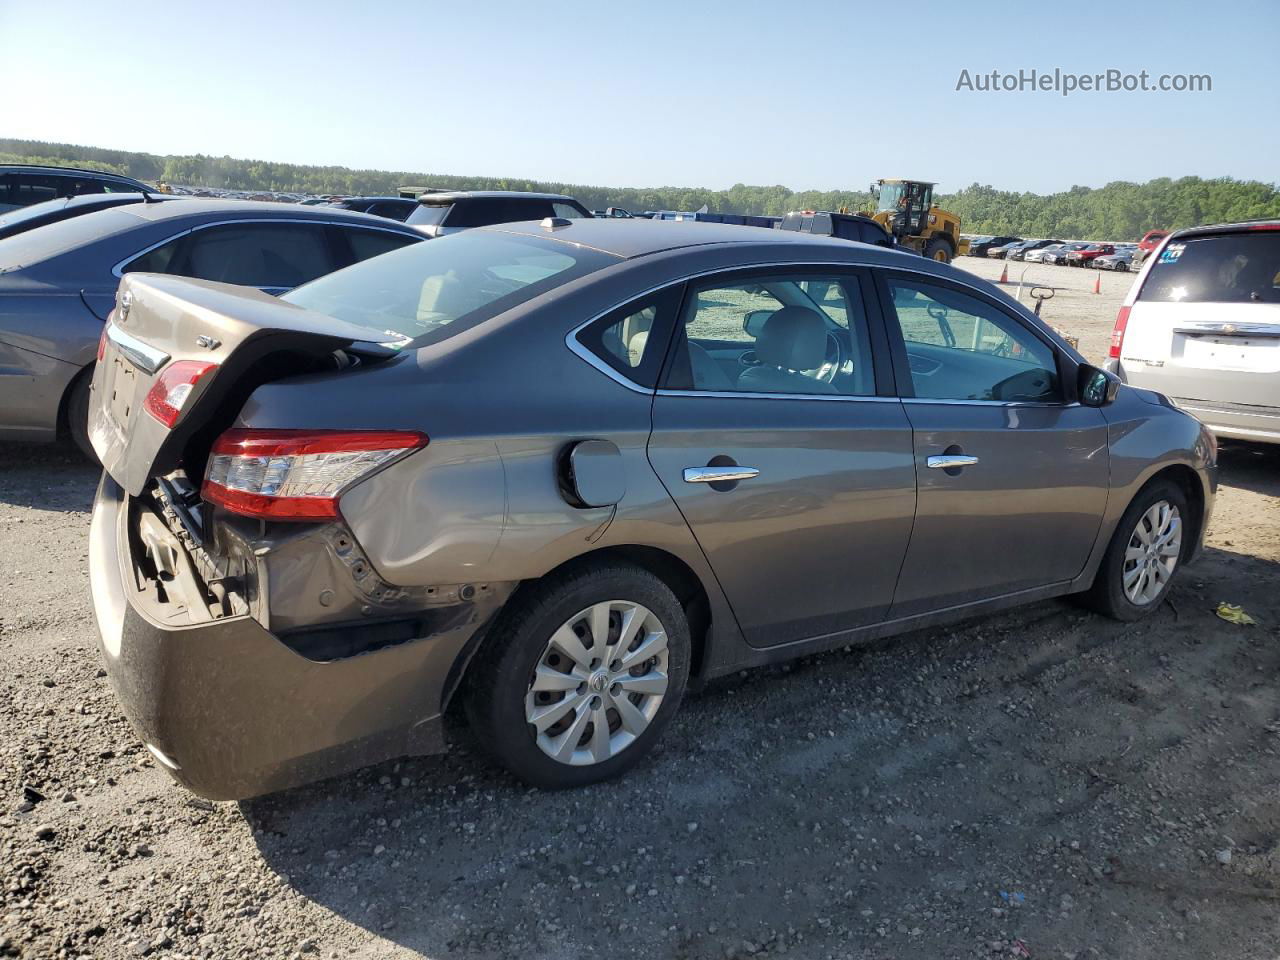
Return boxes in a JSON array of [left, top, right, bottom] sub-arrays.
[[466, 562, 690, 788], [1080, 479, 1188, 621], [66, 369, 97, 463], [923, 236, 953, 263]]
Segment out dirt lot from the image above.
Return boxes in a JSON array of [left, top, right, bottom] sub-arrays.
[[3, 271, 1280, 958]]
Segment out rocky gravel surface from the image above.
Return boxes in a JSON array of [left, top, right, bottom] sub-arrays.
[[3, 430, 1280, 958]]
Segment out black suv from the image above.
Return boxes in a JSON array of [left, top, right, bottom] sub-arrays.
[[405, 191, 592, 236], [0, 164, 152, 213], [778, 210, 894, 247]]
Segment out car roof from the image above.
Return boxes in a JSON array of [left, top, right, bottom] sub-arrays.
[[0, 163, 149, 185], [115, 198, 417, 226], [333, 196, 411, 203], [416, 190, 578, 203], [485, 217, 901, 260], [1172, 219, 1280, 239]]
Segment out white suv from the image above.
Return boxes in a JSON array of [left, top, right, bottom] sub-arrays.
[[1106, 220, 1280, 443]]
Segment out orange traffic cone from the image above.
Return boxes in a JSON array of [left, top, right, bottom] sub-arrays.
[[998, 262, 1009, 284], [1093, 272, 1101, 294]]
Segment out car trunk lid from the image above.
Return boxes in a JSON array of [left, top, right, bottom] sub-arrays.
[[91, 273, 398, 496]]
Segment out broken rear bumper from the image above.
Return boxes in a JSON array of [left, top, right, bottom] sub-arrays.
[[89, 475, 500, 800]]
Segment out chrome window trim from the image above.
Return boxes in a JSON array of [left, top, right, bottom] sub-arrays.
[[106, 322, 170, 374], [111, 217, 419, 279], [563, 257, 1072, 403]]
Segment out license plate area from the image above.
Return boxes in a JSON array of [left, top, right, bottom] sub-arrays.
[[1179, 334, 1279, 373], [104, 350, 143, 435]]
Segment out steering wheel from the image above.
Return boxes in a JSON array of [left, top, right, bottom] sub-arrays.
[[805, 332, 845, 384], [926, 303, 957, 348]]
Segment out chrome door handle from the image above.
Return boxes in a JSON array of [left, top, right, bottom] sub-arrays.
[[927, 455, 979, 469], [683, 466, 760, 484]]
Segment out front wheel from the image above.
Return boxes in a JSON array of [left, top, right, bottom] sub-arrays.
[[466, 562, 690, 788], [923, 236, 953, 263], [1080, 479, 1188, 621]]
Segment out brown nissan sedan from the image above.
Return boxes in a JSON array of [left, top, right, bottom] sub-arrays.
[[87, 219, 1217, 799]]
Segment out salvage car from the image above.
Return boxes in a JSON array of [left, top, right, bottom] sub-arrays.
[[86, 219, 1216, 799], [1107, 219, 1280, 443], [1008, 239, 1064, 262], [1093, 249, 1136, 271], [0, 200, 422, 456], [1066, 243, 1115, 266], [967, 236, 1022, 258], [1042, 242, 1091, 265]]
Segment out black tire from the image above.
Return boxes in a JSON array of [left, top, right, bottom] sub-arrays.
[[465, 561, 691, 788], [922, 236, 953, 263], [1079, 478, 1189, 621], [66, 369, 98, 463]]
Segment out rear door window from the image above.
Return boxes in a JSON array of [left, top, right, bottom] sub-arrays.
[[125, 221, 336, 291], [1139, 232, 1280, 304]]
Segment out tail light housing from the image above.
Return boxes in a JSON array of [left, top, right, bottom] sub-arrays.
[[1109, 305, 1131, 359], [143, 361, 218, 427], [202, 429, 428, 521], [96, 323, 110, 362]]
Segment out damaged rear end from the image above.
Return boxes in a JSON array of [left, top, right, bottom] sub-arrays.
[[88, 274, 508, 799]]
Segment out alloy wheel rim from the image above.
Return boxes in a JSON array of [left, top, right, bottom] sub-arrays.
[[524, 601, 669, 766], [1122, 499, 1182, 605]]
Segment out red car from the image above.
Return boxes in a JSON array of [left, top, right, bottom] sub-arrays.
[[1066, 243, 1114, 266], [1134, 229, 1169, 267], [1138, 229, 1169, 254]]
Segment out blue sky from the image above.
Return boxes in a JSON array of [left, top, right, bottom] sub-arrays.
[[2, 0, 1275, 194]]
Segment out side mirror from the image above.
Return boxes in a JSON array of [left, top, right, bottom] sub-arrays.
[[1078, 364, 1121, 407], [743, 309, 772, 339]]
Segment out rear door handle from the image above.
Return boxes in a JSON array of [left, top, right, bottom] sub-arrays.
[[927, 455, 979, 469], [683, 466, 760, 483]]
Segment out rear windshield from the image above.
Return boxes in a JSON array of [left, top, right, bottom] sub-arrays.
[[406, 202, 451, 227], [0, 208, 140, 273], [282, 229, 619, 346], [1139, 232, 1280, 304]]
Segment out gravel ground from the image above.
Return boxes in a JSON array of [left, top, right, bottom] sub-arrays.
[[3, 290, 1280, 959]]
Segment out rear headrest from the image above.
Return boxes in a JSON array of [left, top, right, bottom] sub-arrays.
[[755, 306, 828, 370]]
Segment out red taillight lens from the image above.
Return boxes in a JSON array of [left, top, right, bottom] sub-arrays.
[[202, 429, 428, 521], [96, 323, 110, 363], [1109, 305, 1131, 359], [143, 361, 218, 427]]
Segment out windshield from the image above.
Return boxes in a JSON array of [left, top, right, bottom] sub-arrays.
[[875, 183, 905, 214], [405, 202, 451, 227], [283, 229, 619, 346]]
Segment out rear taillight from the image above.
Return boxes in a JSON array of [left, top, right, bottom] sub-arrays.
[[1109, 306, 1131, 359], [202, 429, 428, 521], [96, 323, 109, 363], [143, 361, 218, 427]]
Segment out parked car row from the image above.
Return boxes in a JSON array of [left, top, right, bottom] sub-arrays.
[[965, 233, 1148, 272]]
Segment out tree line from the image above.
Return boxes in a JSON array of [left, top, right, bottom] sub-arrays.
[[4, 138, 1277, 241]]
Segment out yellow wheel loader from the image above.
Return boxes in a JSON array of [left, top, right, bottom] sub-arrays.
[[862, 179, 970, 263]]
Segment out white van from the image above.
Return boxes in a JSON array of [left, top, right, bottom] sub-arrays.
[[1107, 221, 1280, 443]]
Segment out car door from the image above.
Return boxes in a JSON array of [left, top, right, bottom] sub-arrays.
[[874, 270, 1110, 618], [647, 267, 917, 647]]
